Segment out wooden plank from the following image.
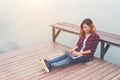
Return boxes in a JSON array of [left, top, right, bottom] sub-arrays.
[[111, 74, 120, 80], [0, 43, 60, 66], [51, 24, 79, 35], [29, 59, 99, 80], [63, 59, 104, 80], [51, 22, 120, 47], [51, 59, 100, 80], [0, 42, 67, 80], [39, 64, 84, 80], [81, 63, 118, 80], [70, 61, 110, 80], [0, 42, 120, 80], [0, 42, 56, 60], [101, 68, 120, 80], [59, 22, 120, 40], [41, 63, 86, 80], [9, 52, 63, 80], [0, 47, 61, 73], [0, 21, 120, 80], [60, 22, 120, 37]]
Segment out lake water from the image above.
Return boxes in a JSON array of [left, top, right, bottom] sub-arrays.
[[0, 0, 120, 65]]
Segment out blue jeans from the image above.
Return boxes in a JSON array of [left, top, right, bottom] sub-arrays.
[[47, 54, 87, 68]]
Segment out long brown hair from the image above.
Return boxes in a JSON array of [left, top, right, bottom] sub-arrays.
[[80, 18, 96, 37]]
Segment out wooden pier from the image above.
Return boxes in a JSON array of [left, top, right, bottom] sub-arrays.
[[0, 22, 120, 80]]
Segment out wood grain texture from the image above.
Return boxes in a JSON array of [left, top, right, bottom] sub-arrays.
[[0, 42, 119, 80]]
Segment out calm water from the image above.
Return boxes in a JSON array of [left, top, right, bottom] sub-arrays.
[[0, 0, 120, 65]]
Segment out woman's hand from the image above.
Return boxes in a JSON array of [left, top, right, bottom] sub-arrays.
[[72, 51, 83, 56], [71, 51, 79, 56], [69, 46, 79, 53], [69, 48, 75, 53]]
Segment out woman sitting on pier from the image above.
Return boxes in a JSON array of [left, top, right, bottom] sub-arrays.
[[39, 18, 100, 73]]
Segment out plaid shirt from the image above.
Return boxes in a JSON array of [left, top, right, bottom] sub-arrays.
[[76, 33, 100, 61]]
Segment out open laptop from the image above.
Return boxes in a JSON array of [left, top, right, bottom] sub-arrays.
[[62, 49, 82, 59]]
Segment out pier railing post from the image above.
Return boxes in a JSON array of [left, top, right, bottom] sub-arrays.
[[100, 41, 105, 60], [52, 27, 55, 42], [100, 41, 110, 60], [52, 26, 61, 42]]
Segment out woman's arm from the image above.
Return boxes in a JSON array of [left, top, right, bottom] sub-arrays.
[[80, 50, 91, 55], [72, 50, 91, 56], [70, 46, 79, 52]]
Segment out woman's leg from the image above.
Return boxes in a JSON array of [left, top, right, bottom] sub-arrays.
[[71, 56, 87, 64], [50, 56, 72, 68], [40, 54, 71, 72], [47, 54, 68, 63]]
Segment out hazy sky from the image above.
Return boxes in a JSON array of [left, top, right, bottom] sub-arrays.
[[0, 0, 120, 53]]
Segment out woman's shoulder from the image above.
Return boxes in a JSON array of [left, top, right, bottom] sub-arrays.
[[92, 33, 100, 38]]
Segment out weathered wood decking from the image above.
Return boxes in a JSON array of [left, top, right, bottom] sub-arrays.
[[0, 22, 120, 80], [0, 42, 120, 80]]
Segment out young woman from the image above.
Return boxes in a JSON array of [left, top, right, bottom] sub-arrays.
[[39, 18, 100, 73]]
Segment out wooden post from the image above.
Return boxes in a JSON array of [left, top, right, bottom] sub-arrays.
[[55, 30, 61, 40], [52, 27, 55, 42], [104, 44, 110, 54], [100, 41, 110, 60], [52, 26, 61, 42], [100, 41, 105, 60]]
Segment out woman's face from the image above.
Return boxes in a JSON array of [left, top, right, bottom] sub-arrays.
[[83, 24, 91, 34]]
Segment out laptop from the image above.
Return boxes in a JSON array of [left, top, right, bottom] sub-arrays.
[[62, 49, 82, 59]]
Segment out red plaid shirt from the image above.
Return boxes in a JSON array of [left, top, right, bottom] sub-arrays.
[[76, 33, 100, 61]]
